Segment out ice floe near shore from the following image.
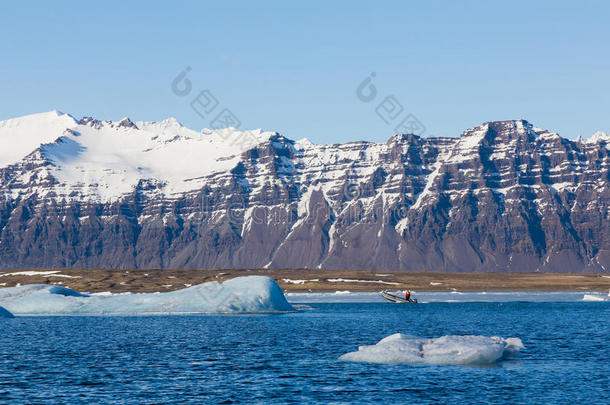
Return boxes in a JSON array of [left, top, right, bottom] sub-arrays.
[[340, 333, 524, 365], [0, 306, 13, 318], [0, 276, 294, 315], [582, 293, 610, 302]]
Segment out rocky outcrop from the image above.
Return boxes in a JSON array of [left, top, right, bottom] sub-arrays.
[[0, 112, 608, 272]]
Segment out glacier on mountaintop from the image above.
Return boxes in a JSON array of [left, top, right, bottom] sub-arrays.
[[0, 276, 294, 315], [0, 111, 277, 201], [0, 110, 78, 167], [340, 333, 524, 365]]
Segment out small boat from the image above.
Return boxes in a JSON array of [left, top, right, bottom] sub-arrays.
[[381, 290, 417, 303]]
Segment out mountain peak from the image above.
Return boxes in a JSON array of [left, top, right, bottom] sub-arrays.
[[295, 138, 314, 149], [113, 117, 139, 129], [586, 131, 609, 144], [161, 117, 182, 126], [0, 110, 76, 127], [0, 111, 78, 167]]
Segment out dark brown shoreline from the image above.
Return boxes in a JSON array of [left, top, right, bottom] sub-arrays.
[[1, 269, 610, 293]]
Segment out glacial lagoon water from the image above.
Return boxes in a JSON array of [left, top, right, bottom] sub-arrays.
[[1, 297, 609, 403]]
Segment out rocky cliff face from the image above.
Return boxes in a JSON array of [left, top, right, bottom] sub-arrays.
[[0, 111, 608, 272]]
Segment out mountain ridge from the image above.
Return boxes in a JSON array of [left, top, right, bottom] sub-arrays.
[[0, 112, 608, 272]]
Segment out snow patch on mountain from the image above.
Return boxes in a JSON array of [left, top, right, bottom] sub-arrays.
[[586, 131, 610, 145], [3, 112, 276, 201], [0, 111, 78, 167], [430, 122, 489, 168]]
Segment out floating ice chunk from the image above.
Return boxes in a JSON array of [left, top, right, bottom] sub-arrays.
[[0, 306, 13, 318], [0, 276, 294, 315], [582, 294, 610, 302], [340, 333, 524, 365]]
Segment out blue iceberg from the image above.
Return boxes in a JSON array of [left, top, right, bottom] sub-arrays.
[[0, 305, 13, 318], [0, 276, 294, 315]]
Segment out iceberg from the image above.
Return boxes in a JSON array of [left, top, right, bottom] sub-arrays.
[[0, 276, 294, 316], [340, 333, 524, 365], [0, 305, 13, 318], [582, 293, 610, 302]]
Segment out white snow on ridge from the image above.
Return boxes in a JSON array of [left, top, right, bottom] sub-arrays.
[[0, 111, 78, 167], [48, 122, 274, 200], [339, 333, 524, 365], [0, 111, 276, 201], [0, 276, 294, 315], [444, 123, 488, 164], [295, 138, 314, 149], [586, 131, 610, 144]]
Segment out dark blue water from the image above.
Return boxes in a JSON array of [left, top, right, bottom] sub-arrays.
[[1, 302, 609, 404]]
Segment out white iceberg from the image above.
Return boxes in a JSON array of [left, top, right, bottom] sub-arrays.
[[0, 306, 13, 318], [582, 293, 610, 302], [340, 333, 524, 365], [0, 276, 294, 315]]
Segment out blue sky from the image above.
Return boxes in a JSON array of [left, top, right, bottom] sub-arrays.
[[1, 0, 608, 143]]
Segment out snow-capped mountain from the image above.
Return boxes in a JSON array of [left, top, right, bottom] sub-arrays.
[[0, 111, 608, 272]]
